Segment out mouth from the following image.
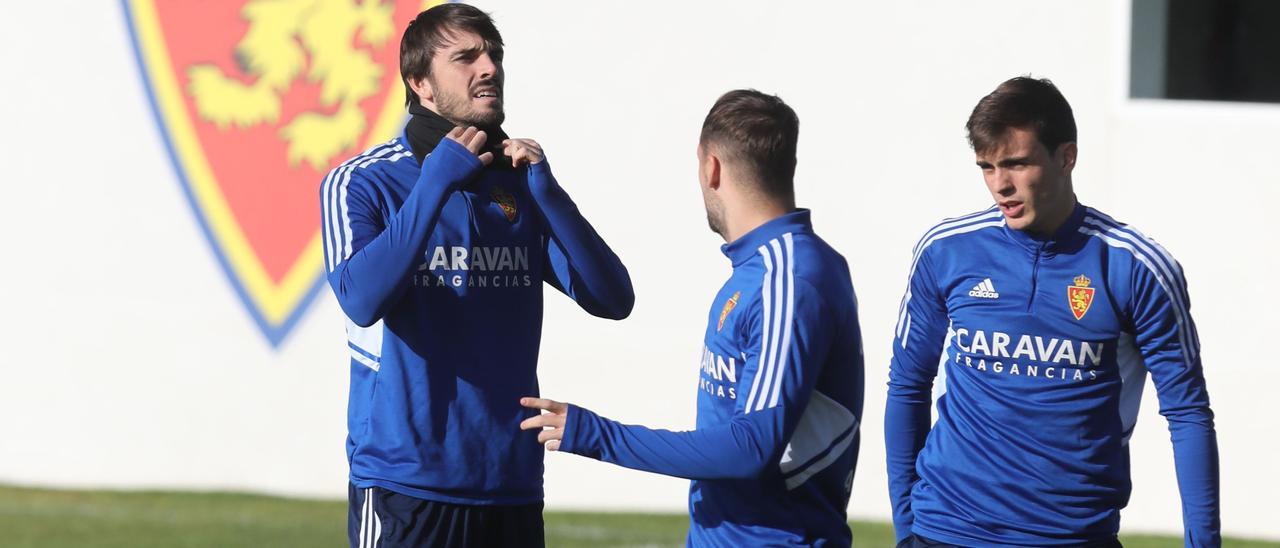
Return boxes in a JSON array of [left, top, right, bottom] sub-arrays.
[[999, 200, 1025, 218], [472, 85, 501, 102]]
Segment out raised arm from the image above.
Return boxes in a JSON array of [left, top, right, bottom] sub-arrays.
[[323, 128, 491, 327], [503, 138, 634, 320]]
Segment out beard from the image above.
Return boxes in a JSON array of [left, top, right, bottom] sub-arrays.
[[704, 198, 726, 238], [430, 76, 505, 129]]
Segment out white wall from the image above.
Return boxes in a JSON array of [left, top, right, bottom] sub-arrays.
[[1, 0, 1275, 540]]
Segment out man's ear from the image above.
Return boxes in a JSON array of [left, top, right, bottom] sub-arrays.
[[700, 145, 722, 191], [408, 76, 434, 105], [1058, 142, 1078, 175]]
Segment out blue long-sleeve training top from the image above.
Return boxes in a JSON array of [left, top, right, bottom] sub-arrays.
[[319, 132, 633, 505], [561, 210, 865, 547], [886, 204, 1219, 547]]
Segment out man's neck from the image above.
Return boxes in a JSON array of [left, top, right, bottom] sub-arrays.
[[722, 200, 794, 244], [1024, 195, 1078, 238], [405, 102, 508, 165]]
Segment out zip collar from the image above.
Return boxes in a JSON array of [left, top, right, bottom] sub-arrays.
[[1002, 202, 1088, 255], [721, 209, 813, 267]]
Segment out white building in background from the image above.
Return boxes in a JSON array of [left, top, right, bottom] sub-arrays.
[[0, 0, 1276, 540]]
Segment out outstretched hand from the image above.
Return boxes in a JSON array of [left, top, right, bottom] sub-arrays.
[[520, 397, 568, 451], [446, 126, 494, 166]]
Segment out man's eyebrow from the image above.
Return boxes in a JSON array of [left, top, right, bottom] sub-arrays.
[[450, 45, 485, 58], [997, 155, 1033, 166], [975, 154, 1033, 167]]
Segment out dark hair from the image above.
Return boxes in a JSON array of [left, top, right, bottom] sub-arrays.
[[400, 3, 504, 107], [699, 89, 800, 201], [966, 76, 1077, 155]]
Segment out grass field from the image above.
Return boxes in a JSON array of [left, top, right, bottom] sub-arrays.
[[0, 485, 1274, 547]]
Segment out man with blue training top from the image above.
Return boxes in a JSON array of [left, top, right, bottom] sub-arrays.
[[522, 89, 865, 547], [319, 4, 634, 547], [886, 76, 1219, 547]]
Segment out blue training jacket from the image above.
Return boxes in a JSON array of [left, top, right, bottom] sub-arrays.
[[562, 210, 865, 547], [320, 134, 633, 505], [886, 204, 1219, 546]]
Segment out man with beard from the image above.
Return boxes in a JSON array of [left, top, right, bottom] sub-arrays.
[[521, 90, 865, 547], [319, 4, 634, 547]]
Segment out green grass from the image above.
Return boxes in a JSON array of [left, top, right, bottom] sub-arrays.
[[0, 485, 1273, 547]]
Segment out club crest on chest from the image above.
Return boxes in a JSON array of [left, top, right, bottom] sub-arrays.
[[490, 186, 517, 222], [718, 291, 741, 332], [1068, 274, 1095, 320]]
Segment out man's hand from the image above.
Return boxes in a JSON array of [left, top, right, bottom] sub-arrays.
[[446, 126, 494, 166], [502, 138, 544, 167], [520, 397, 568, 451]]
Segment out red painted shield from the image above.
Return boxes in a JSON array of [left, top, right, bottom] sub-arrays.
[[124, 0, 439, 345]]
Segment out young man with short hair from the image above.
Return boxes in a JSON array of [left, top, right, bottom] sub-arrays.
[[885, 76, 1220, 547], [522, 89, 865, 547]]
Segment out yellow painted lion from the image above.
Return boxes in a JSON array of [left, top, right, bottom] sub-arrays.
[[186, 0, 396, 171]]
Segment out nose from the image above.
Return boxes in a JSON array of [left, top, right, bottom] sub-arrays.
[[475, 52, 498, 80], [989, 168, 1015, 197]]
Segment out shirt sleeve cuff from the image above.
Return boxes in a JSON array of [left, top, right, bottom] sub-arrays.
[[560, 403, 598, 458]]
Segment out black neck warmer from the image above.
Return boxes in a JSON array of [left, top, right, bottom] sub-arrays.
[[405, 103, 512, 170]]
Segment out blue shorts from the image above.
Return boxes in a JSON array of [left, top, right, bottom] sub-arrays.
[[348, 483, 544, 548]]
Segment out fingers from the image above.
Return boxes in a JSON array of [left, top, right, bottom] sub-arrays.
[[502, 140, 516, 164], [501, 139, 543, 156], [537, 429, 563, 444], [446, 126, 473, 146], [519, 396, 568, 452], [503, 139, 543, 153], [501, 139, 544, 167], [519, 416, 564, 451], [466, 128, 488, 153], [446, 126, 489, 158], [519, 413, 565, 431], [520, 397, 567, 413], [477, 151, 493, 166]]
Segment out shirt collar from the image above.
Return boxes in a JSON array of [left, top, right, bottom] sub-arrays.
[[1002, 201, 1088, 253], [721, 209, 813, 266]]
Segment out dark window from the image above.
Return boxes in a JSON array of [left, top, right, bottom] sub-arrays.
[[1131, 0, 1280, 103]]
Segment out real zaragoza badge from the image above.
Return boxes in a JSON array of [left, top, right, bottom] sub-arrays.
[[1068, 274, 1095, 321], [490, 187, 518, 223], [718, 291, 741, 332], [123, 0, 440, 345]]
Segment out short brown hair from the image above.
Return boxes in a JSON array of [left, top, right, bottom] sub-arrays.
[[966, 76, 1077, 155], [700, 89, 800, 201], [400, 3, 504, 107]]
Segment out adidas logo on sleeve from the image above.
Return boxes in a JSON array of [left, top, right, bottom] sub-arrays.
[[969, 278, 1000, 299]]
